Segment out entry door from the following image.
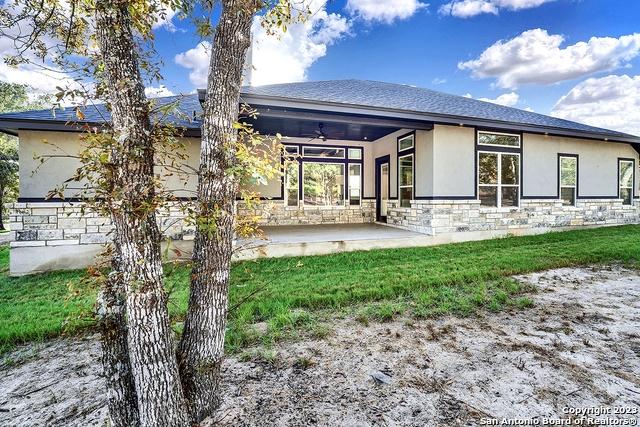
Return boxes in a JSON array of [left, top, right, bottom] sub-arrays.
[[376, 156, 390, 222]]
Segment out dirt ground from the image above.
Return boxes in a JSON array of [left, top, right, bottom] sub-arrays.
[[1, 266, 639, 426]]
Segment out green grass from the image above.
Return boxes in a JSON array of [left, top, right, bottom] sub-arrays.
[[1, 224, 640, 354]]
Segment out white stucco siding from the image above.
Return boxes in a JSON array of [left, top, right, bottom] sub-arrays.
[[414, 129, 433, 196], [18, 131, 203, 199], [19, 131, 87, 199], [431, 125, 475, 197], [372, 129, 410, 199], [523, 133, 639, 198]]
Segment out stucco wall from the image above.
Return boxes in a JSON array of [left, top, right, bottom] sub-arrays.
[[18, 130, 202, 199], [18, 131, 378, 201], [371, 129, 418, 199], [423, 125, 639, 200], [522, 133, 639, 198], [431, 125, 476, 197]]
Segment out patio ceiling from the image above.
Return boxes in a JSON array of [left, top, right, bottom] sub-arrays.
[[244, 105, 433, 142]]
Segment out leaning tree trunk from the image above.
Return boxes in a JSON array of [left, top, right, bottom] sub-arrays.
[[177, 0, 256, 422], [95, 3, 189, 426]]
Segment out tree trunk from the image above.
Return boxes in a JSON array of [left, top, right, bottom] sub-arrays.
[[177, 0, 256, 422], [0, 185, 5, 231], [97, 254, 139, 427], [94, 3, 189, 426]]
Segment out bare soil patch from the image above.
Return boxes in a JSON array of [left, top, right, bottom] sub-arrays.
[[1, 266, 639, 426]]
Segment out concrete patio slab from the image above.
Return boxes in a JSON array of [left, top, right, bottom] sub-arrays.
[[259, 223, 424, 244], [234, 223, 433, 260]]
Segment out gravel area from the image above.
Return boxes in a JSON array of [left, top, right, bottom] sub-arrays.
[[1, 266, 639, 426]]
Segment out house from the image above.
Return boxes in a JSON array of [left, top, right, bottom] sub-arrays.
[[1, 79, 638, 275]]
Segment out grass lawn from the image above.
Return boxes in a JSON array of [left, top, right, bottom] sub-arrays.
[[1, 224, 640, 354]]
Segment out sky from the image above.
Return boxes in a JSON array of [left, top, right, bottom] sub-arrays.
[[3, 0, 640, 135]]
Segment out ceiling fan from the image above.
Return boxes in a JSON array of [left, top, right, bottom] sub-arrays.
[[303, 122, 328, 142]]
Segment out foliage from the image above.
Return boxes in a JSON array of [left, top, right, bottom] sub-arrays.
[[2, 224, 640, 354]]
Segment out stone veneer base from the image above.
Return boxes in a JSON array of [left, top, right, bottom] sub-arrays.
[[8, 198, 640, 275]]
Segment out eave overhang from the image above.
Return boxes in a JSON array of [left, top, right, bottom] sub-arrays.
[[240, 93, 640, 146]]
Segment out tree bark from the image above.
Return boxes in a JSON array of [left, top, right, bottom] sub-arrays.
[[177, 0, 256, 422], [97, 255, 139, 427], [94, 3, 189, 426], [0, 185, 5, 231]]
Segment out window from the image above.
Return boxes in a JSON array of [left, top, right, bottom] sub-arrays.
[[399, 154, 413, 207], [559, 156, 577, 206], [478, 152, 520, 207], [285, 162, 299, 207], [348, 148, 362, 160], [302, 146, 345, 158], [284, 145, 298, 155], [349, 164, 361, 205], [478, 131, 521, 148], [303, 163, 345, 206], [398, 134, 414, 152], [619, 159, 634, 206]]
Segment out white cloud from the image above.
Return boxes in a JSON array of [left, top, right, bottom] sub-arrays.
[[145, 85, 175, 98], [551, 74, 640, 136], [175, 0, 350, 87], [464, 91, 520, 106], [458, 29, 640, 89], [478, 91, 519, 106], [432, 77, 447, 85], [346, 0, 428, 23], [175, 42, 211, 87], [439, 0, 553, 18]]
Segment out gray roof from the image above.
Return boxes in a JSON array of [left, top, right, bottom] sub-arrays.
[[0, 79, 637, 142], [0, 95, 203, 130], [241, 79, 637, 140]]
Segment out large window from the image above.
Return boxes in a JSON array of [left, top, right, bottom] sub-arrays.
[[284, 144, 363, 207], [619, 159, 634, 206], [303, 163, 345, 206], [559, 156, 578, 206], [478, 152, 520, 207], [399, 154, 413, 208]]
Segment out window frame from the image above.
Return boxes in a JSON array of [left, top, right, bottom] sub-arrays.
[[477, 150, 521, 208], [348, 163, 362, 206], [398, 153, 414, 208], [398, 133, 415, 152], [558, 154, 578, 207], [618, 158, 635, 206], [282, 143, 364, 207], [302, 146, 346, 159], [477, 130, 521, 149]]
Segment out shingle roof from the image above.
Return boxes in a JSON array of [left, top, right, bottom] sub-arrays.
[[0, 79, 637, 142], [0, 95, 203, 129], [241, 79, 637, 139]]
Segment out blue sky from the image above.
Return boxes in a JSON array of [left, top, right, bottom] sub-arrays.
[[145, 0, 640, 135], [2, 0, 639, 134]]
